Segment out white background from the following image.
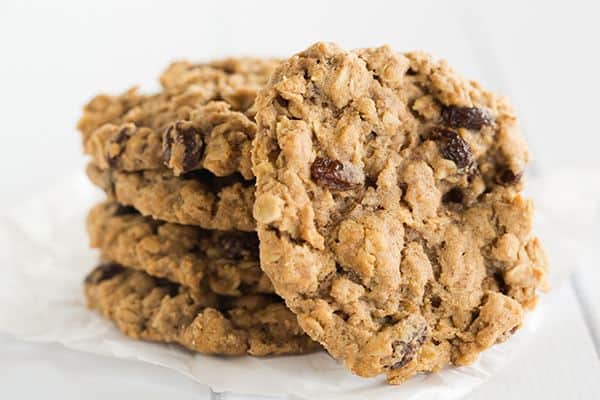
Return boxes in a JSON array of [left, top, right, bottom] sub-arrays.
[[0, 0, 599, 398]]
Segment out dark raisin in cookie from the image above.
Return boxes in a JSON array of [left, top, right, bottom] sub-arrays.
[[78, 58, 279, 179]]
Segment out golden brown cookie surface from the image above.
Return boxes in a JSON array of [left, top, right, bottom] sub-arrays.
[[78, 58, 279, 179], [84, 263, 319, 356], [87, 163, 255, 232], [87, 201, 271, 296], [252, 42, 548, 383]]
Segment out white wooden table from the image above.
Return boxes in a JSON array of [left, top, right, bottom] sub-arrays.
[[1, 1, 598, 398]]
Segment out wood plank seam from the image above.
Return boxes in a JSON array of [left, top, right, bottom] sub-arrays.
[[571, 274, 600, 358]]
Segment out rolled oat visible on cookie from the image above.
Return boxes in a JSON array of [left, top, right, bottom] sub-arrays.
[[78, 58, 279, 178], [252, 42, 548, 383], [87, 201, 272, 296], [86, 163, 255, 232], [84, 263, 319, 356]]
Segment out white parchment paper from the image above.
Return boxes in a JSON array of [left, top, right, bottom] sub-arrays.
[[0, 169, 596, 400]]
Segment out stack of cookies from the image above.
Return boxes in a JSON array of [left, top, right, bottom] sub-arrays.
[[78, 58, 319, 356], [77, 43, 549, 385]]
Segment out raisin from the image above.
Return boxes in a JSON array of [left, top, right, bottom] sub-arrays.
[[182, 134, 201, 171], [163, 121, 204, 173], [364, 175, 377, 189], [434, 128, 474, 170], [310, 157, 359, 191], [442, 187, 463, 203], [390, 328, 427, 370], [107, 127, 131, 167], [441, 106, 493, 130], [497, 168, 522, 185], [219, 233, 259, 260], [84, 263, 124, 285]]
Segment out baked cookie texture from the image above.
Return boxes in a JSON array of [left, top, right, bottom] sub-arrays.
[[87, 201, 272, 297], [252, 42, 548, 383], [84, 263, 319, 356], [86, 163, 255, 232], [78, 58, 279, 179]]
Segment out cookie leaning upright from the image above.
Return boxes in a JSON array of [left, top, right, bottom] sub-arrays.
[[252, 42, 548, 383]]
